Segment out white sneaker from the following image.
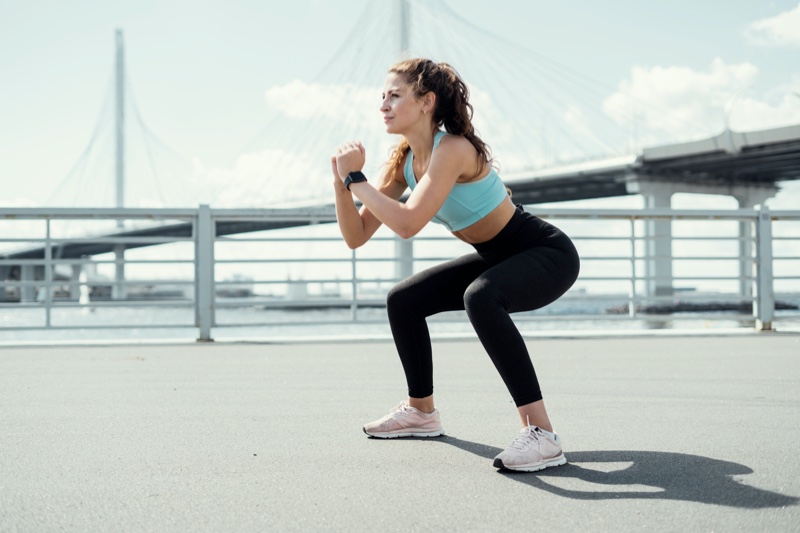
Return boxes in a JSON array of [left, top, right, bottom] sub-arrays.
[[493, 425, 567, 472], [362, 401, 445, 438]]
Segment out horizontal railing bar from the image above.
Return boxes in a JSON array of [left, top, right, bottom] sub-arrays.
[[72, 260, 194, 265], [213, 258, 354, 264], [44, 237, 194, 244], [216, 236, 349, 243], [574, 256, 755, 262], [1, 279, 194, 288], [215, 299, 385, 309], [215, 280, 360, 286], [770, 211, 800, 220], [0, 324, 194, 331], [525, 207, 758, 220], [0, 301, 194, 309], [638, 295, 756, 303], [0, 208, 198, 218], [213, 320, 388, 328], [0, 259, 195, 266]]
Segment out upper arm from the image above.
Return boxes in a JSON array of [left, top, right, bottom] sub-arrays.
[[402, 136, 473, 229]]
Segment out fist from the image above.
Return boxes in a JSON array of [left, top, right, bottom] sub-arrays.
[[333, 141, 366, 181]]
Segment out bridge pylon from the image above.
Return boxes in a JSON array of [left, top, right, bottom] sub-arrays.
[[633, 178, 778, 301]]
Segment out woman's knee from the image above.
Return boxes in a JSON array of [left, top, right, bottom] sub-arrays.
[[386, 281, 418, 316], [463, 278, 504, 315]]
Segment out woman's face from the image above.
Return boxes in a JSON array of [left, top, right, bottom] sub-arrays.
[[380, 72, 426, 134]]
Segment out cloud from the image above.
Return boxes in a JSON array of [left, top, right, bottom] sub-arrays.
[[264, 80, 380, 128], [603, 58, 800, 141], [181, 79, 400, 208], [192, 148, 330, 208], [746, 3, 800, 47]]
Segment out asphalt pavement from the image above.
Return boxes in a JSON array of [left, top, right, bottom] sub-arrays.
[[1, 333, 799, 532]]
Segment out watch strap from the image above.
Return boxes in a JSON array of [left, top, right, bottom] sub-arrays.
[[344, 171, 368, 190]]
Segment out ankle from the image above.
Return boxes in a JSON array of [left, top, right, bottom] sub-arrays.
[[537, 427, 557, 439], [408, 397, 435, 414]]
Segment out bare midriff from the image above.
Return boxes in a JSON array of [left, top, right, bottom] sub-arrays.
[[451, 196, 517, 245]]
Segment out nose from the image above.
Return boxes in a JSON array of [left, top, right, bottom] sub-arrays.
[[379, 97, 390, 113]]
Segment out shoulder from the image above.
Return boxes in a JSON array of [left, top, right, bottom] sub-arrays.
[[435, 133, 477, 158], [433, 134, 480, 179]]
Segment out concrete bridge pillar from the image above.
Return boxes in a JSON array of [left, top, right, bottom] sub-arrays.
[[733, 186, 779, 302], [70, 263, 83, 301], [639, 182, 674, 298], [113, 244, 126, 300], [21, 265, 37, 302], [395, 236, 414, 281], [0, 265, 9, 302]]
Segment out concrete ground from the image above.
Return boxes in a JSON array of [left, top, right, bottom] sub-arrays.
[[1, 333, 799, 532]]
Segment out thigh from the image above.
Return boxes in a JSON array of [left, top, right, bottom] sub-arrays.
[[390, 253, 491, 315]]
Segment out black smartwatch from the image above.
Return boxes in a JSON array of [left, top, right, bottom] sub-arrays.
[[344, 171, 368, 190]]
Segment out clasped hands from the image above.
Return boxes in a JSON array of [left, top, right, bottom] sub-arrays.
[[331, 141, 366, 185]]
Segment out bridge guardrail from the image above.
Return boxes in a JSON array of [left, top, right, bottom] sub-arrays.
[[1, 205, 798, 341]]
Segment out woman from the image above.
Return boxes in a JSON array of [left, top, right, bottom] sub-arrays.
[[331, 58, 580, 472]]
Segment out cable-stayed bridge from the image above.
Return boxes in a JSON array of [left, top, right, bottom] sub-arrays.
[[29, 0, 800, 212], [2, 0, 800, 307]]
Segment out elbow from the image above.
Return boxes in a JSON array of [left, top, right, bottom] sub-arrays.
[[396, 228, 417, 240], [392, 206, 428, 240], [343, 235, 366, 250], [395, 221, 424, 240]]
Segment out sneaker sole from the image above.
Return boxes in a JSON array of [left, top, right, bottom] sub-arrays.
[[493, 454, 567, 472], [363, 427, 445, 439]]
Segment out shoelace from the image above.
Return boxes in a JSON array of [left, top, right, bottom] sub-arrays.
[[390, 402, 413, 417], [507, 425, 541, 451]]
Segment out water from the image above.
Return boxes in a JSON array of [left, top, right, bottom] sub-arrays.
[[2, 295, 799, 344]]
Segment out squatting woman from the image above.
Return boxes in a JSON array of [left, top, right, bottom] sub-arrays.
[[331, 58, 580, 472]]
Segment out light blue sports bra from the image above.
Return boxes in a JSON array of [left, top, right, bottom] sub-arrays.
[[403, 130, 508, 232]]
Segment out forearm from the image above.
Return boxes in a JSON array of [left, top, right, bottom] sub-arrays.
[[349, 181, 421, 239], [334, 184, 369, 249]]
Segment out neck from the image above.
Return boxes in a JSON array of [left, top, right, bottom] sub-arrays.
[[404, 123, 438, 162]]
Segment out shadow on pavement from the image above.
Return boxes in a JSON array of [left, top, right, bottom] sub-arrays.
[[437, 436, 799, 509]]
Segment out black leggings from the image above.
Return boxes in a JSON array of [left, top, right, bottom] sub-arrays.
[[386, 207, 580, 407]]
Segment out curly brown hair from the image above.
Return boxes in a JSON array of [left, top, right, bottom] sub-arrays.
[[385, 58, 493, 181]]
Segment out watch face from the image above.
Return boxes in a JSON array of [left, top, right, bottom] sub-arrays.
[[345, 172, 366, 190]]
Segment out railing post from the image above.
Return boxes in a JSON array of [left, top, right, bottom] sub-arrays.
[[754, 205, 774, 331], [628, 218, 638, 318], [44, 219, 53, 327], [195, 204, 215, 341]]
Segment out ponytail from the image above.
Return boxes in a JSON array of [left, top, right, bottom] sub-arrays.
[[386, 58, 493, 180]]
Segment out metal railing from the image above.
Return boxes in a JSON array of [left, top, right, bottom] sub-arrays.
[[1, 205, 798, 341]]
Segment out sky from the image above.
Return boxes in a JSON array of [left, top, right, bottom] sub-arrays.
[[1, 0, 799, 211]]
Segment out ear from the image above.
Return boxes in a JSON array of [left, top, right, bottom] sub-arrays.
[[422, 92, 436, 114]]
